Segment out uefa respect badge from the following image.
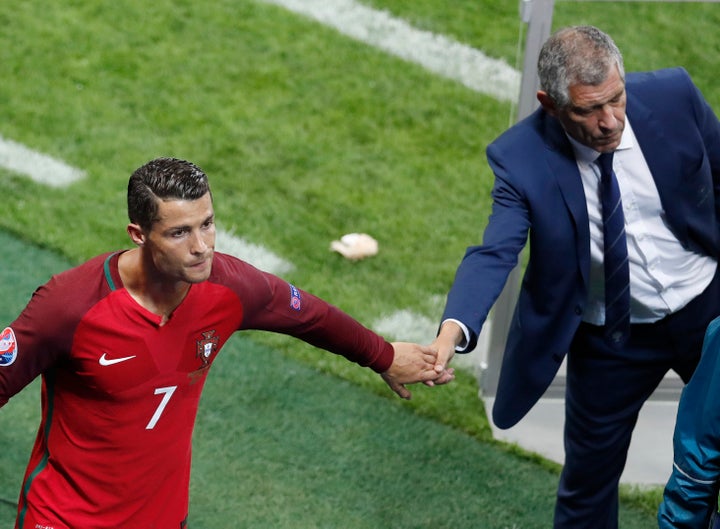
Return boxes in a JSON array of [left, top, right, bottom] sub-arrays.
[[0, 327, 17, 366]]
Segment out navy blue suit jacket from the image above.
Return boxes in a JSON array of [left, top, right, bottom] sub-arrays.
[[442, 67, 720, 429]]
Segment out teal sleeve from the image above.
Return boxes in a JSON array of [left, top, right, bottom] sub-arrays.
[[658, 317, 720, 528]]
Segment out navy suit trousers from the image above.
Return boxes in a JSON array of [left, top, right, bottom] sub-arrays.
[[555, 268, 720, 529]]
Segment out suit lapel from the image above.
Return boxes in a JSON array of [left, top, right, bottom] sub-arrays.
[[542, 115, 591, 287]]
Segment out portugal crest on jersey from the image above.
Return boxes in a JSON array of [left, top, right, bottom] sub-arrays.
[[196, 330, 219, 368], [0, 327, 17, 366]]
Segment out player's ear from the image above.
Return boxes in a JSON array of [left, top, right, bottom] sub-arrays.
[[127, 223, 146, 247]]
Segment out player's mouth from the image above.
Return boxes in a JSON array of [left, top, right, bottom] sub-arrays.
[[189, 255, 212, 271]]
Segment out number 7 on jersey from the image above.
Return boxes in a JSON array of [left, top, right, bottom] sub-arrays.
[[146, 386, 177, 430]]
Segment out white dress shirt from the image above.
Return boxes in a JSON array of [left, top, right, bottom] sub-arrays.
[[571, 117, 716, 325]]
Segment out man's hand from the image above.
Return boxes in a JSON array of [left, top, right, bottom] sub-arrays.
[[430, 321, 463, 379], [381, 342, 455, 400]]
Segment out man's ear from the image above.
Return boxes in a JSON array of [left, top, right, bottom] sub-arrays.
[[536, 90, 558, 117], [127, 223, 146, 247]]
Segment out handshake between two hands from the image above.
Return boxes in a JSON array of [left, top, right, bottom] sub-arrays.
[[381, 338, 458, 400]]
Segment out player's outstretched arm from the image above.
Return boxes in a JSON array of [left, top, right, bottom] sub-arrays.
[[381, 342, 454, 400]]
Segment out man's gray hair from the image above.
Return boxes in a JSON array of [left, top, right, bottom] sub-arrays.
[[538, 25, 625, 108]]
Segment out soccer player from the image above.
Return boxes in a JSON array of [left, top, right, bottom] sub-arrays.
[[0, 157, 453, 529]]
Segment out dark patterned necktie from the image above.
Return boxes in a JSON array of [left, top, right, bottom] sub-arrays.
[[596, 152, 630, 347]]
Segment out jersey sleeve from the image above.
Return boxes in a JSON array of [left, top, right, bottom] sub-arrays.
[[0, 282, 73, 407], [0, 254, 111, 407], [210, 253, 394, 373]]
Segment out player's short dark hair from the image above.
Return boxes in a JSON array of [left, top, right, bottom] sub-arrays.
[[128, 157, 212, 230]]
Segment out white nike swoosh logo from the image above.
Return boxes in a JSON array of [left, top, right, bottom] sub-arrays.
[[99, 353, 137, 366]]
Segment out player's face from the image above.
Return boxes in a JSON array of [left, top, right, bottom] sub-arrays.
[[544, 65, 627, 153], [143, 192, 216, 284]]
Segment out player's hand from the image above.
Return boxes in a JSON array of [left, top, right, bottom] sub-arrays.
[[382, 342, 449, 399]]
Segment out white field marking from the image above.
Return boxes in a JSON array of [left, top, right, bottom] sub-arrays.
[[259, 0, 520, 101], [215, 228, 294, 275], [373, 308, 437, 345], [0, 135, 85, 187]]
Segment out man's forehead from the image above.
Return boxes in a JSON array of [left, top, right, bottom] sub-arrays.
[[568, 67, 625, 108], [568, 80, 625, 109]]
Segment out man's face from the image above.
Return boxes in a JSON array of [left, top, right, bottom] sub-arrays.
[[142, 192, 216, 285], [543, 65, 627, 153]]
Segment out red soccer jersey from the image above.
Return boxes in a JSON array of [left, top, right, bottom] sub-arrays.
[[0, 251, 393, 529]]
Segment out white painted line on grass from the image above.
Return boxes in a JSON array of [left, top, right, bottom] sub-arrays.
[[215, 228, 295, 275], [0, 135, 85, 187], [260, 0, 520, 101], [373, 308, 437, 344]]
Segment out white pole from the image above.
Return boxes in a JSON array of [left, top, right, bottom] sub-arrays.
[[480, 0, 555, 395]]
